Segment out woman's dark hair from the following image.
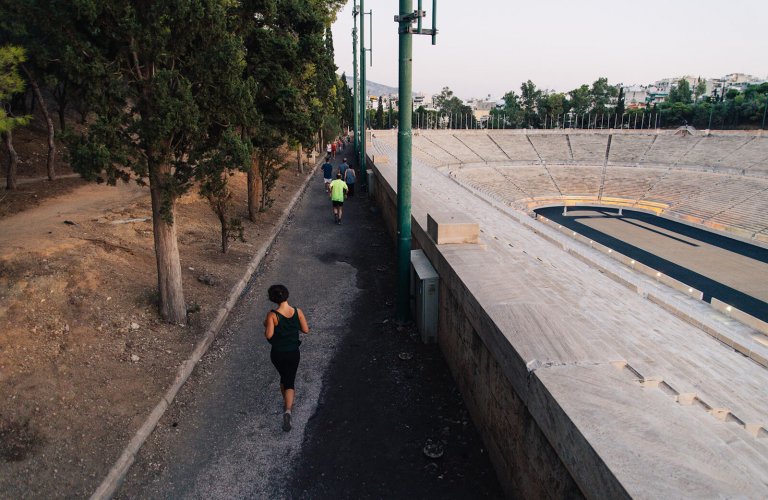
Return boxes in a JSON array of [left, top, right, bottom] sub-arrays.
[[268, 284, 289, 304]]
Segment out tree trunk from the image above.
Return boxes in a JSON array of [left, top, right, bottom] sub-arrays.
[[260, 176, 267, 212], [53, 82, 67, 131], [57, 106, 66, 132], [20, 65, 56, 181], [247, 155, 261, 222], [149, 163, 186, 324], [3, 130, 18, 190], [297, 144, 303, 173]]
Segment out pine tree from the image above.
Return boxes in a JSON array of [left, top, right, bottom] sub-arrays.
[[0, 45, 30, 190], [64, 1, 252, 324], [616, 86, 625, 118], [0, 1, 65, 181], [339, 72, 354, 130], [239, 1, 342, 218], [375, 96, 384, 129]]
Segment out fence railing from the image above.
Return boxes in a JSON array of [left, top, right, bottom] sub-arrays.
[[400, 109, 768, 131]]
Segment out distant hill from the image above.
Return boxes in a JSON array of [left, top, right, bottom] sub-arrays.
[[343, 75, 398, 97]]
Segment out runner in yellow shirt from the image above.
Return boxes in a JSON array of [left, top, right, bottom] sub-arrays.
[[329, 173, 349, 225]]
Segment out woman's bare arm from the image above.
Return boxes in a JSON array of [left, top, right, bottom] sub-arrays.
[[264, 312, 277, 340], [297, 308, 310, 334]]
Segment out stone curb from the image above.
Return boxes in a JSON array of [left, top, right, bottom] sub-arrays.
[[90, 160, 321, 500]]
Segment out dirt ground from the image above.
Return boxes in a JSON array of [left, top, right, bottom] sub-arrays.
[[0, 122, 86, 218], [0, 122, 314, 497]]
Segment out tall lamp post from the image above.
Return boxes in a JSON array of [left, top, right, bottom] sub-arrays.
[[395, 0, 437, 323], [352, 4, 359, 157], [358, 0, 372, 191]]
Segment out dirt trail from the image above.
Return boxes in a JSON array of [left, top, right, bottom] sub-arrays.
[[0, 181, 147, 258]]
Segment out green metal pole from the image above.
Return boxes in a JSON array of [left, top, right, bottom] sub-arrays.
[[396, 0, 413, 323], [359, 0, 367, 190], [431, 0, 437, 45], [352, 5, 359, 157]]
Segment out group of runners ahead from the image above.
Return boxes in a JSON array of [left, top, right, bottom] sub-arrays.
[[321, 155, 356, 225], [325, 136, 348, 159]]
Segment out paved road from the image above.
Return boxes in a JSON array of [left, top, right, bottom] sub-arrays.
[[118, 154, 503, 499], [537, 207, 768, 322]]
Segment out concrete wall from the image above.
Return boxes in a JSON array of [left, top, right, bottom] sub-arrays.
[[368, 158, 587, 498]]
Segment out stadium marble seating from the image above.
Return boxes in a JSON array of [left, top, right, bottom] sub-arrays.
[[527, 133, 571, 163], [486, 132, 539, 163], [366, 130, 768, 497], [379, 129, 768, 246]]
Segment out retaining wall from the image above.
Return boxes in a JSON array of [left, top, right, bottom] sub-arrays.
[[368, 158, 591, 498]]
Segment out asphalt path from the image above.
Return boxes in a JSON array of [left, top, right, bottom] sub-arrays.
[[118, 154, 503, 499], [537, 207, 768, 322]]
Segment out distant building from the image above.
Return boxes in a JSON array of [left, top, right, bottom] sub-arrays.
[[723, 73, 760, 84], [646, 86, 668, 107], [623, 85, 649, 109], [467, 95, 496, 121], [620, 72, 764, 108]]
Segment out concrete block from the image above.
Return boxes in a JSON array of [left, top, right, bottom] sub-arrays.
[[427, 212, 480, 245], [748, 342, 768, 368], [711, 298, 768, 335]]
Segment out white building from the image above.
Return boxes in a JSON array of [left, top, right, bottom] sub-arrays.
[[623, 85, 649, 109]]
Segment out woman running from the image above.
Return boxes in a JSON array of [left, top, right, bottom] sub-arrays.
[[264, 284, 310, 431]]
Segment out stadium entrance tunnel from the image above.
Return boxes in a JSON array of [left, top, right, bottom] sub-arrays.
[[534, 206, 768, 323]]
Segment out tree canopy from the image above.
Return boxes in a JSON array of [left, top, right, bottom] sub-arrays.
[[668, 79, 693, 105], [0, 45, 27, 134], [1, 0, 345, 323], [434, 86, 472, 117], [482, 75, 766, 130]]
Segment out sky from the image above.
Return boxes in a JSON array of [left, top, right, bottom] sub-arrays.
[[330, 0, 768, 101]]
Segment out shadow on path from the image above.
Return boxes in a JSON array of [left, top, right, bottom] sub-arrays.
[[291, 153, 503, 499]]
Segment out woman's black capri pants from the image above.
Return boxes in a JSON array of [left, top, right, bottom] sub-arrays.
[[270, 350, 300, 390]]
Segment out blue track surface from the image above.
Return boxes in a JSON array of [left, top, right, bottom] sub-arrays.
[[536, 207, 768, 323]]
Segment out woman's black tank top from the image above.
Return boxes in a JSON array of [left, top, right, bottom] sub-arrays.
[[269, 308, 301, 352]]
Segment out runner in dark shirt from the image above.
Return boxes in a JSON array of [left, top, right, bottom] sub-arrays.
[[321, 157, 334, 193], [264, 284, 310, 431]]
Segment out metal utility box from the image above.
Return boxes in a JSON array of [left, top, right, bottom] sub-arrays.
[[410, 249, 439, 344]]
